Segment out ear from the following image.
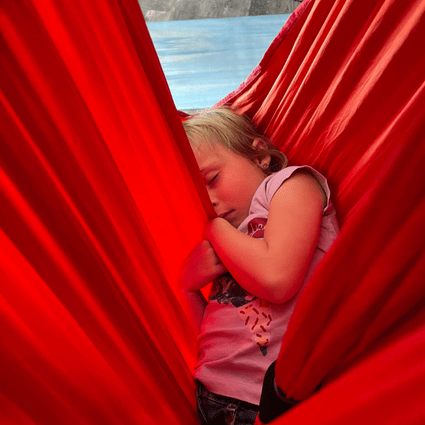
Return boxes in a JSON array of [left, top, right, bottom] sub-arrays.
[[252, 138, 271, 168]]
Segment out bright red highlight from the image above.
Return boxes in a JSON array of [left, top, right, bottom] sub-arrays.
[[1, 0, 424, 424]]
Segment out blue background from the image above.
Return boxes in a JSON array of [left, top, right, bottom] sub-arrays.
[[147, 15, 290, 111]]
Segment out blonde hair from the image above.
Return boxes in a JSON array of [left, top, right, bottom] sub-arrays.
[[182, 106, 287, 175]]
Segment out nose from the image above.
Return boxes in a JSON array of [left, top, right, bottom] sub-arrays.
[[207, 188, 218, 210]]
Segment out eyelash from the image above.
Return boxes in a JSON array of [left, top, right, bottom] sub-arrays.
[[208, 173, 219, 186]]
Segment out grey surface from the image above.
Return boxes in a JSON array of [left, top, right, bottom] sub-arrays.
[[139, 0, 301, 22]]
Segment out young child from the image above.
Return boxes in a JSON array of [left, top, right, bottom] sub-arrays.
[[180, 107, 339, 425]]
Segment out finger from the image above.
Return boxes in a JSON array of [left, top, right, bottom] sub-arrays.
[[210, 249, 223, 265], [200, 240, 212, 249], [214, 263, 227, 277]]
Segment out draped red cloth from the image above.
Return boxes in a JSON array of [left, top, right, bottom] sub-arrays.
[[219, 2, 425, 423], [1, 0, 424, 424], [1, 1, 203, 423]]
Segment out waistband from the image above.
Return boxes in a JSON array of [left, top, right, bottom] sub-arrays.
[[196, 380, 259, 411]]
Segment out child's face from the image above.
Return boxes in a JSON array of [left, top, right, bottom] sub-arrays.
[[194, 142, 267, 228]]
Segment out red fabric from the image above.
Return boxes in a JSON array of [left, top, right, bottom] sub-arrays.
[[1, 0, 203, 423], [1, 0, 424, 424], [221, 0, 425, 421], [260, 317, 425, 425]]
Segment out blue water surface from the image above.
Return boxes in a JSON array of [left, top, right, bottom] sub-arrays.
[[147, 15, 290, 111]]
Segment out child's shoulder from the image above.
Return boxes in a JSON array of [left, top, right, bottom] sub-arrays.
[[259, 165, 333, 213], [263, 165, 323, 193]]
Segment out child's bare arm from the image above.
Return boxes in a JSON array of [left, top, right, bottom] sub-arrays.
[[180, 240, 227, 332], [181, 290, 208, 334], [204, 171, 325, 304]]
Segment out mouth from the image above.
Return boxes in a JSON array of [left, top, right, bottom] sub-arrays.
[[218, 210, 234, 220]]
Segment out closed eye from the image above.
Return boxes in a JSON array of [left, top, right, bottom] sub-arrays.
[[208, 173, 219, 186]]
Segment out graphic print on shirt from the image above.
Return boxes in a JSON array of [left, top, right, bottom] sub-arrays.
[[247, 217, 267, 238], [209, 216, 271, 356]]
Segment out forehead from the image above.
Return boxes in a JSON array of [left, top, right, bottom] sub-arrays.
[[193, 143, 229, 172]]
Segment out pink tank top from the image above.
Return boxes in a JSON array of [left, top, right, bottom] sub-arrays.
[[193, 166, 339, 405]]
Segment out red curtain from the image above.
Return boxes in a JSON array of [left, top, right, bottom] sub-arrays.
[[221, 0, 425, 422], [1, 0, 204, 423], [1, 0, 424, 424]]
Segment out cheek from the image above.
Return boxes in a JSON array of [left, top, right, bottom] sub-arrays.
[[237, 175, 263, 205], [230, 179, 253, 203]]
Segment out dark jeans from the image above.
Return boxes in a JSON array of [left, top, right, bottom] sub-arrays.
[[196, 380, 259, 425]]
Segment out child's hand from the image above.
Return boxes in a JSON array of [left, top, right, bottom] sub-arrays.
[[180, 240, 227, 293]]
